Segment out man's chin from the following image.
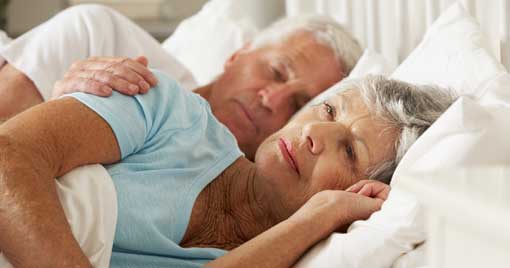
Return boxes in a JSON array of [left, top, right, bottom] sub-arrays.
[[239, 140, 258, 160]]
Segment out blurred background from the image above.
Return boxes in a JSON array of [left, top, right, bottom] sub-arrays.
[[3, 0, 505, 70], [2, 0, 286, 41], [2, 0, 211, 41]]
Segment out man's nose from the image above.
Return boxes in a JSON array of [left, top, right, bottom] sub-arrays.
[[302, 122, 349, 155], [257, 84, 294, 113]]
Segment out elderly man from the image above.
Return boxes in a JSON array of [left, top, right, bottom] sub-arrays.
[[0, 4, 362, 158]]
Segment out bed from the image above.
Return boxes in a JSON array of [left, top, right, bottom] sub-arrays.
[[0, 1, 508, 267], [283, 1, 510, 267]]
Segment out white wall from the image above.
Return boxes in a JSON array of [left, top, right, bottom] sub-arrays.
[[285, 0, 509, 69], [5, 0, 208, 40], [7, 0, 67, 36]]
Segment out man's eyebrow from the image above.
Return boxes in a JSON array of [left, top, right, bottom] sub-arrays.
[[281, 56, 296, 79]]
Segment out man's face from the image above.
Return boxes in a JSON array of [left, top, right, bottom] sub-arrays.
[[207, 31, 344, 159]]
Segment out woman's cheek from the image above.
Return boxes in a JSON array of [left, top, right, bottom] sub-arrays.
[[309, 160, 343, 191]]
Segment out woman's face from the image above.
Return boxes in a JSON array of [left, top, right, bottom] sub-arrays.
[[254, 89, 399, 218]]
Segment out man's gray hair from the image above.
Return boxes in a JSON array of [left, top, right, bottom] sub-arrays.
[[249, 15, 363, 76], [339, 75, 457, 183]]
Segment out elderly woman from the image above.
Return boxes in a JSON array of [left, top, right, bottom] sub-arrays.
[[0, 70, 455, 268]]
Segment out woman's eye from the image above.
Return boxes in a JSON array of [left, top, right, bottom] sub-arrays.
[[322, 101, 335, 118]]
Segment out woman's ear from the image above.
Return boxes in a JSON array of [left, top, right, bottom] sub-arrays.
[[225, 42, 252, 69]]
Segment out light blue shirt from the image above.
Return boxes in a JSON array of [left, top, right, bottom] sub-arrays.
[[69, 70, 243, 268]]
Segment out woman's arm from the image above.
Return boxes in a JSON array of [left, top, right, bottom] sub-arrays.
[[0, 98, 121, 268], [207, 189, 385, 268]]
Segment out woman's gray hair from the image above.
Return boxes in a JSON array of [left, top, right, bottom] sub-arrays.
[[249, 15, 363, 76], [340, 75, 457, 183]]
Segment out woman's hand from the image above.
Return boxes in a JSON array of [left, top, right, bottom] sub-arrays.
[[207, 189, 388, 268], [346, 179, 391, 201], [289, 189, 385, 237], [52, 56, 158, 99]]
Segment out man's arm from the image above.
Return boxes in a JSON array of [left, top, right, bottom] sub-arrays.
[[0, 64, 43, 121], [0, 57, 157, 122], [0, 97, 121, 267]]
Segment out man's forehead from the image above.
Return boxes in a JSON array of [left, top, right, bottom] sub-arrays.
[[247, 30, 344, 98]]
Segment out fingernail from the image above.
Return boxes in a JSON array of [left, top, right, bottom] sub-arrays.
[[140, 81, 150, 90], [129, 84, 139, 92], [101, 86, 112, 94], [151, 76, 158, 85]]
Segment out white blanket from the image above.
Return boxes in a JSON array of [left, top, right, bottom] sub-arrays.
[[0, 4, 196, 101], [0, 165, 117, 268]]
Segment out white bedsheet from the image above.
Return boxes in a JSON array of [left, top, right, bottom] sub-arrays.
[[0, 164, 117, 268]]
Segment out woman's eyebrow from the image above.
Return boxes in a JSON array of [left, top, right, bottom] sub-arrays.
[[353, 133, 370, 163], [334, 94, 349, 115], [338, 96, 371, 164]]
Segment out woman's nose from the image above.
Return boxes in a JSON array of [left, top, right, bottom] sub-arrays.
[[303, 123, 325, 155], [306, 134, 322, 155], [303, 122, 348, 155]]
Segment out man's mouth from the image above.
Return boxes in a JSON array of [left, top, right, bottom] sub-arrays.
[[278, 138, 300, 175], [234, 101, 257, 131]]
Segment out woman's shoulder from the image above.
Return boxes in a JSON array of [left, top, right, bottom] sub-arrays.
[[136, 70, 208, 130], [148, 69, 203, 104]]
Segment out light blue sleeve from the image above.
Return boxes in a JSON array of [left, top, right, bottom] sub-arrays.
[[67, 70, 203, 159]]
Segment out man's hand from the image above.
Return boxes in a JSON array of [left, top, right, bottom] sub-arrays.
[[52, 56, 158, 99]]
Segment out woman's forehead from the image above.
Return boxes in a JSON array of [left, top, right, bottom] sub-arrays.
[[331, 89, 399, 164]]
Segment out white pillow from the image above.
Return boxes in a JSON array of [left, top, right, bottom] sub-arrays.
[[162, 0, 258, 86], [390, 3, 505, 98], [306, 48, 395, 107], [295, 2, 510, 268]]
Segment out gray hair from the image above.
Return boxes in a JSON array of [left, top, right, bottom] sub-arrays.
[[340, 75, 457, 183], [249, 15, 363, 76]]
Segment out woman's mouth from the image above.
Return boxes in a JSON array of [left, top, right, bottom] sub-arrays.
[[278, 138, 300, 175]]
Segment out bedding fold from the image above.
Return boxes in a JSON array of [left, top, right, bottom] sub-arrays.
[[0, 164, 117, 268]]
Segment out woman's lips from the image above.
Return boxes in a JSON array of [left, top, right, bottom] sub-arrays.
[[278, 138, 300, 175]]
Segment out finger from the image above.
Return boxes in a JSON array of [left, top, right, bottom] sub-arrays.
[[135, 56, 149, 67], [72, 58, 157, 91], [357, 184, 375, 198], [66, 70, 140, 96], [55, 77, 113, 97], [374, 185, 390, 201], [368, 183, 390, 200], [123, 58, 158, 87], [346, 179, 371, 193], [358, 183, 390, 201], [107, 64, 149, 93]]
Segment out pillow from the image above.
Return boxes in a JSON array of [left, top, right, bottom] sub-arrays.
[[306, 48, 396, 107], [295, 2, 510, 268], [162, 0, 258, 86]]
